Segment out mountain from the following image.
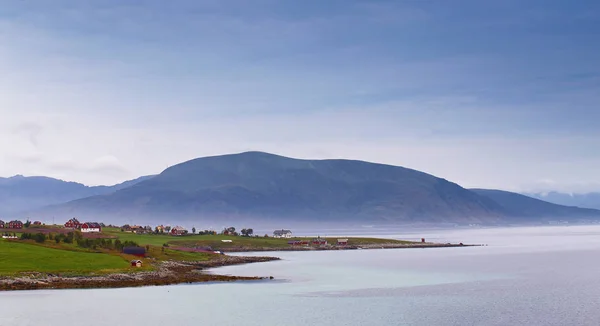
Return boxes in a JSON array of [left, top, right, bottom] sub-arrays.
[[471, 189, 600, 220], [34, 152, 506, 225], [0, 175, 154, 216], [31, 151, 600, 226], [524, 192, 600, 210]]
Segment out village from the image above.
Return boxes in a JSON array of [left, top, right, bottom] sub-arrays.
[[0, 218, 354, 248]]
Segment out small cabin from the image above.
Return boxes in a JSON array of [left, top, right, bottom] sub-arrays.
[[130, 260, 143, 268], [337, 238, 349, 246]]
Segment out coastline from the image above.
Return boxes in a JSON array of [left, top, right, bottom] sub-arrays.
[[0, 242, 476, 292], [0, 255, 279, 292], [217, 242, 478, 252]]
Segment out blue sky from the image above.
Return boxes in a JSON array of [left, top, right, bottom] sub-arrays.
[[1, 0, 599, 192]]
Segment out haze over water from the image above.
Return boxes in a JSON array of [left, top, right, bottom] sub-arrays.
[[2, 225, 600, 325]]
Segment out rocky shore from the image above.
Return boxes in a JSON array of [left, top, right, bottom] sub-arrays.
[[219, 242, 478, 252], [0, 255, 279, 292]]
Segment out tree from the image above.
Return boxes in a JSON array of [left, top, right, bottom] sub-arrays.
[[165, 226, 172, 232], [192, 227, 196, 234], [34, 233, 46, 243], [24, 220, 32, 228]]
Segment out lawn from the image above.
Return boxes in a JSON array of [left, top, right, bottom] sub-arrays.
[[0, 239, 130, 275]]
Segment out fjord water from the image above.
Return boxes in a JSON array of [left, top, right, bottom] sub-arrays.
[[3, 226, 600, 326]]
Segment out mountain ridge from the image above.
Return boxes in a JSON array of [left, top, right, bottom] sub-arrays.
[[23, 151, 600, 225]]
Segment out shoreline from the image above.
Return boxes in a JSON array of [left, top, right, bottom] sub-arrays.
[[0, 242, 476, 292], [218, 242, 479, 252], [0, 255, 279, 292]]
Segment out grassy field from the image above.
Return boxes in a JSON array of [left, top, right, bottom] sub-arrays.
[[0, 239, 130, 275], [101, 227, 415, 250]]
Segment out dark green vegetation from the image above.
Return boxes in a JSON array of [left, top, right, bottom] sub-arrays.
[[10, 151, 600, 224]]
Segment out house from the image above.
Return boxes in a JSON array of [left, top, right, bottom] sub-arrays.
[[288, 240, 302, 246], [121, 224, 132, 232], [33, 221, 42, 226], [337, 238, 349, 246], [64, 218, 81, 229], [170, 226, 188, 236], [81, 222, 102, 233], [130, 260, 143, 268], [273, 229, 293, 238], [7, 220, 23, 229], [123, 246, 146, 257], [0, 220, 4, 228], [312, 238, 328, 246], [130, 225, 145, 234]]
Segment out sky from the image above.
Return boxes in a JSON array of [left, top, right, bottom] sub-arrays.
[[1, 0, 599, 193]]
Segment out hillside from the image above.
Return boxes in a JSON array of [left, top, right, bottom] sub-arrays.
[[525, 191, 600, 210], [471, 189, 600, 221], [36, 152, 506, 225], [0, 175, 154, 216]]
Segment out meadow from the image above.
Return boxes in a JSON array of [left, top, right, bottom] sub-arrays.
[[0, 239, 129, 275]]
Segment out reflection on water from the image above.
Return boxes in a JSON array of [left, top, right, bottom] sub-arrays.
[[2, 225, 600, 326]]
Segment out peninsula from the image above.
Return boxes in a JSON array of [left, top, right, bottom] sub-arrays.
[[0, 224, 470, 291]]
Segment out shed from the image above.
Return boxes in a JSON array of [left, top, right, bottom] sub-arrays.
[[130, 260, 143, 268], [123, 246, 147, 257], [337, 238, 349, 246]]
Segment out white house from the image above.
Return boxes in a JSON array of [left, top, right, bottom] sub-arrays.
[[273, 229, 293, 238], [81, 222, 102, 233]]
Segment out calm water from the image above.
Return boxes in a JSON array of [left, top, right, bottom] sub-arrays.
[[2, 225, 600, 325]]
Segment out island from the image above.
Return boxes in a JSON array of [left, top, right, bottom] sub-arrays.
[[0, 223, 471, 291]]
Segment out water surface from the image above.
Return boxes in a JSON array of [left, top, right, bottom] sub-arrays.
[[2, 225, 600, 325]]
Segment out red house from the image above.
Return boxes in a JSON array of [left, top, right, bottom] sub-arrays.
[[312, 238, 328, 246], [33, 221, 42, 226], [64, 218, 81, 229], [80, 222, 102, 233], [7, 220, 23, 229], [170, 226, 188, 236]]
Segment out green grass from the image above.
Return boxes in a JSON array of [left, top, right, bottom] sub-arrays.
[[101, 227, 414, 249], [0, 239, 130, 275]]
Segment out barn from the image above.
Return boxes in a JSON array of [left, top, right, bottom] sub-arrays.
[[81, 222, 102, 233], [130, 260, 143, 268]]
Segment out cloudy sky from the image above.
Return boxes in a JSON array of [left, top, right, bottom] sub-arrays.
[[1, 0, 599, 192]]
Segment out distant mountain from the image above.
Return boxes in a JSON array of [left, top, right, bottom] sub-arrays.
[[471, 189, 600, 220], [31, 151, 600, 226], [0, 175, 154, 216], [35, 151, 506, 225], [524, 192, 600, 210]]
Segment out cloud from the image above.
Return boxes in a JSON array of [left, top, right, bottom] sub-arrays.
[[0, 0, 599, 192], [10, 122, 43, 148]]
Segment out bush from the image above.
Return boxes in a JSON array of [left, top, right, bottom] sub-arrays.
[[34, 233, 46, 243]]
